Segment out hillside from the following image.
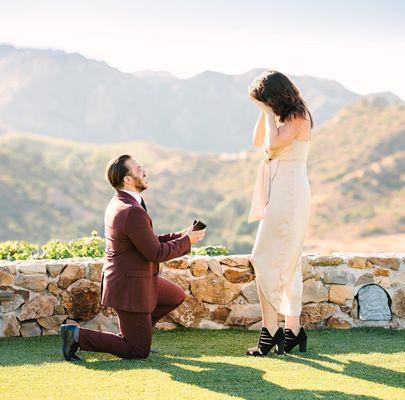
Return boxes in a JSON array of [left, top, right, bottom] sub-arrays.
[[308, 95, 405, 242], [0, 95, 404, 253], [0, 44, 364, 152]]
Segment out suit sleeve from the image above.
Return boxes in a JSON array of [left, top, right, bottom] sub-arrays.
[[157, 233, 192, 256], [156, 232, 182, 243], [126, 207, 191, 263], [182, 245, 192, 256]]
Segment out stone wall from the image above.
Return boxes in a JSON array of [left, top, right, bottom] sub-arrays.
[[1, 253, 404, 337]]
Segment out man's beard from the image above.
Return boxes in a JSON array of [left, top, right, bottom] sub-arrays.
[[133, 175, 147, 192]]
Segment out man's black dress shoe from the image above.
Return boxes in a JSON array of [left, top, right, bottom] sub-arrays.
[[60, 324, 82, 362]]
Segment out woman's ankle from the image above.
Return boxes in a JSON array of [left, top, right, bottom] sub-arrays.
[[286, 326, 300, 336], [263, 324, 279, 337]]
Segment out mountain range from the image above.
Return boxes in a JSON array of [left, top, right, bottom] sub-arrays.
[[0, 43, 390, 153]]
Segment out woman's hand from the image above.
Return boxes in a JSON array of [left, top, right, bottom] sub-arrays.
[[250, 96, 275, 116]]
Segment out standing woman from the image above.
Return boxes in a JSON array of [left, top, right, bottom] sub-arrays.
[[246, 71, 313, 356]]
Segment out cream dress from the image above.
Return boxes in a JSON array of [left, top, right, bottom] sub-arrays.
[[248, 125, 311, 317]]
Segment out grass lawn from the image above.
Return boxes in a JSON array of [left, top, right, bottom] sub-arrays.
[[0, 327, 404, 400]]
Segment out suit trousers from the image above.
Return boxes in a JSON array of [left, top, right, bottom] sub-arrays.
[[78, 277, 185, 359]]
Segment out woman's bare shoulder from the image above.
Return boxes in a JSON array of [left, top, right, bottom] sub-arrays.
[[279, 112, 310, 140], [281, 113, 309, 129]]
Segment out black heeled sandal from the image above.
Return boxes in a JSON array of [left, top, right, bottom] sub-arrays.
[[246, 326, 285, 356], [284, 327, 307, 353]]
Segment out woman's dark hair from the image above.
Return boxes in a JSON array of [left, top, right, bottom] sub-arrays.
[[105, 154, 132, 188], [248, 70, 313, 128]]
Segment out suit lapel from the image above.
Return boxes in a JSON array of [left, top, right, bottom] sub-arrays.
[[114, 189, 152, 226], [115, 189, 141, 206]]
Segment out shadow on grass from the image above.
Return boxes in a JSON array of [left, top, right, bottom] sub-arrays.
[[281, 352, 405, 391], [1, 327, 404, 399], [83, 355, 383, 400]]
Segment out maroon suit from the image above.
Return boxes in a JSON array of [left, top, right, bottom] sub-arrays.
[[78, 189, 191, 359]]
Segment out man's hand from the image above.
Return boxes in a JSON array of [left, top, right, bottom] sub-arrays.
[[177, 224, 194, 236], [183, 225, 206, 245]]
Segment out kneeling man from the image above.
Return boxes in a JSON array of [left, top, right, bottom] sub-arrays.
[[60, 154, 205, 361]]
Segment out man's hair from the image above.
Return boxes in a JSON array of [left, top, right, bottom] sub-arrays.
[[105, 154, 132, 188]]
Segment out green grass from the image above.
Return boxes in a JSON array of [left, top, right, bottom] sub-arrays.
[[1, 328, 404, 400]]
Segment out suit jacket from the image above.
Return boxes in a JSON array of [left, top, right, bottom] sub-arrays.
[[100, 189, 191, 313]]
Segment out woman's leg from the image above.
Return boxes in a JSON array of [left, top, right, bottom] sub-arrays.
[[257, 281, 279, 336], [285, 248, 304, 336], [247, 280, 285, 356], [285, 315, 301, 336]]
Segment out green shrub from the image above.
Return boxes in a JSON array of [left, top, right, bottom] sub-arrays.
[[191, 245, 229, 256], [0, 232, 228, 259], [359, 227, 387, 237], [68, 230, 105, 258], [41, 240, 72, 259], [41, 231, 105, 259], [0, 241, 39, 261]]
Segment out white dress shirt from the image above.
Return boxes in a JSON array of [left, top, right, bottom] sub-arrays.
[[121, 189, 142, 205]]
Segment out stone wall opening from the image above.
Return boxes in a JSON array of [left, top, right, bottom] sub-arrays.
[[355, 283, 392, 321]]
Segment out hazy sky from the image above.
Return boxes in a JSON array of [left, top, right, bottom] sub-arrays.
[[1, 0, 404, 98]]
